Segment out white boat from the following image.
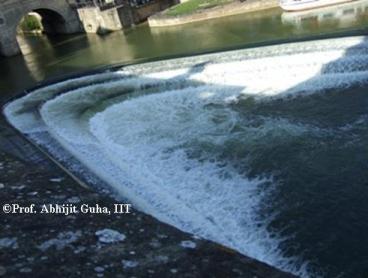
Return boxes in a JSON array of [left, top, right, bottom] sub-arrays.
[[280, 0, 357, 11], [281, 0, 368, 26]]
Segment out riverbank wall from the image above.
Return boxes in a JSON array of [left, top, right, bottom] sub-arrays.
[[148, 0, 279, 27]]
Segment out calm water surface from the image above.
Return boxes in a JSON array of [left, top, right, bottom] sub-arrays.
[[2, 3, 368, 94]]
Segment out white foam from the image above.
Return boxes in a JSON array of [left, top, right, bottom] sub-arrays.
[[3, 71, 128, 133], [88, 84, 313, 274], [6, 36, 368, 278]]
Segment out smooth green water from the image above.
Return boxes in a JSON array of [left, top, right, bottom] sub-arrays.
[[1, 3, 368, 95]]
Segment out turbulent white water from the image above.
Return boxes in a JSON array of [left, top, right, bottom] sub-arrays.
[[5, 36, 368, 277]]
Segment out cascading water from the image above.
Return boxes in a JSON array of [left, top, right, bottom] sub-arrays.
[[5, 36, 368, 278]]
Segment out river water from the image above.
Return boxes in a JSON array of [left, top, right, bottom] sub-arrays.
[[2, 3, 368, 94], [2, 3, 368, 278]]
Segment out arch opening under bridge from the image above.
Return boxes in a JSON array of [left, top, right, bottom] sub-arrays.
[[0, 0, 82, 57]]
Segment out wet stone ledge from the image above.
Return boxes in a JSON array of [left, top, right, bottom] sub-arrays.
[[0, 139, 296, 277]]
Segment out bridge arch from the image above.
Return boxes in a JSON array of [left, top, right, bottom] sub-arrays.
[[28, 9, 69, 34], [0, 0, 81, 57]]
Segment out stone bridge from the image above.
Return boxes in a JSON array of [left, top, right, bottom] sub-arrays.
[[0, 0, 82, 56]]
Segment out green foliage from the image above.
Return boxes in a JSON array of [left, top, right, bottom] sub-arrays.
[[19, 14, 42, 32], [166, 0, 232, 16]]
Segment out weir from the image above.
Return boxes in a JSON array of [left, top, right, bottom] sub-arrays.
[[5, 35, 368, 277]]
